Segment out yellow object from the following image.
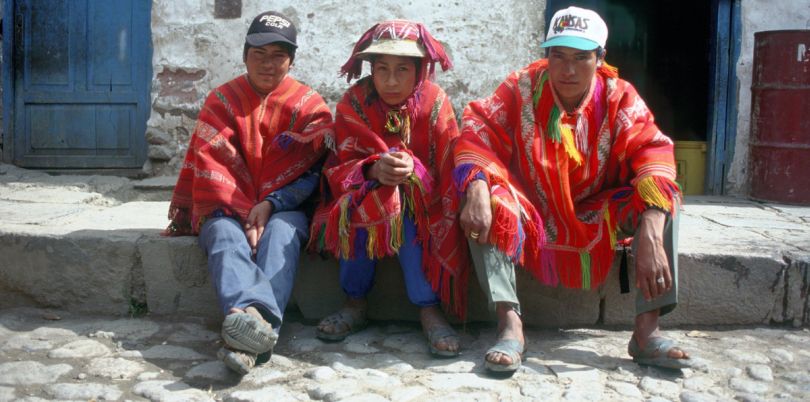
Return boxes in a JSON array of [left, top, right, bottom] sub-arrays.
[[674, 141, 707, 195]]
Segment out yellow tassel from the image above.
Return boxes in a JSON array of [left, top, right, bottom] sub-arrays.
[[367, 226, 377, 259], [560, 124, 582, 165], [390, 213, 403, 254], [637, 176, 672, 211], [338, 197, 351, 258], [604, 208, 616, 249]]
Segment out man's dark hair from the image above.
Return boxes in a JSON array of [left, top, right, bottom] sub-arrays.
[[243, 42, 296, 64]]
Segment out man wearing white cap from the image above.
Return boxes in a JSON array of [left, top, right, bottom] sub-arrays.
[[454, 6, 692, 373]]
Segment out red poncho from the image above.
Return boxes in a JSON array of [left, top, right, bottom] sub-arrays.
[[311, 77, 469, 318], [454, 59, 680, 290], [167, 75, 332, 235]]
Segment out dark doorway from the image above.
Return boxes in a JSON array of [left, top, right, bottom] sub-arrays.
[[546, 0, 712, 142], [603, 0, 711, 142]]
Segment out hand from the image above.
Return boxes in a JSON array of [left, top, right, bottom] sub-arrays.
[[244, 200, 273, 255], [634, 209, 671, 301], [460, 180, 492, 244], [368, 151, 414, 186]]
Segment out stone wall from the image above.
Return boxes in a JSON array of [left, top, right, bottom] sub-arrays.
[[147, 0, 810, 197], [146, 0, 546, 175]]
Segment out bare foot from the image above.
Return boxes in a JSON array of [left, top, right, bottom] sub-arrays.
[[420, 305, 459, 355]]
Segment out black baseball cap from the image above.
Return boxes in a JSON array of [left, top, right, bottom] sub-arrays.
[[246, 11, 297, 48]]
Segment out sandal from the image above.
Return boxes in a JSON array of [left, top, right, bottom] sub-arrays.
[[628, 336, 693, 369], [221, 311, 277, 354], [217, 346, 256, 375], [425, 325, 460, 357], [316, 307, 368, 342], [484, 338, 526, 373]]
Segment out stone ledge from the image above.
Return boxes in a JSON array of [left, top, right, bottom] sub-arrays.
[[2, 230, 806, 327]]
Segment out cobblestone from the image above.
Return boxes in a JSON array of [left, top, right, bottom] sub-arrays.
[[0, 307, 809, 401]]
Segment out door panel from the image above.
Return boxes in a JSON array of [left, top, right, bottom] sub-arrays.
[[12, 0, 151, 169]]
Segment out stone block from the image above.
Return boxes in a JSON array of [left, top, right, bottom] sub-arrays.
[[293, 253, 599, 327], [603, 253, 785, 326], [0, 233, 136, 314], [214, 0, 241, 19], [292, 253, 345, 321], [769, 253, 810, 327], [148, 145, 173, 161], [514, 268, 601, 328], [145, 127, 173, 145], [139, 234, 220, 318]]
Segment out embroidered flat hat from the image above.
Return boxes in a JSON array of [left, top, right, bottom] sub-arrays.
[[355, 21, 427, 59], [340, 20, 453, 82], [246, 11, 297, 48], [541, 6, 607, 50]]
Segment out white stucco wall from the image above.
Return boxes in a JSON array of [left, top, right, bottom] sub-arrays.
[[147, 0, 546, 174], [728, 0, 810, 195]]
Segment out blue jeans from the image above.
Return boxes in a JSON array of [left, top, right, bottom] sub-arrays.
[[198, 211, 308, 329], [340, 214, 439, 307]]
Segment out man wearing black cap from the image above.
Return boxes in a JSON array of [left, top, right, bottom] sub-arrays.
[[165, 11, 332, 375]]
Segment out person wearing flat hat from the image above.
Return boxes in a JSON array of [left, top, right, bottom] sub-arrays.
[[454, 6, 693, 373], [309, 20, 469, 357], [165, 11, 332, 375]]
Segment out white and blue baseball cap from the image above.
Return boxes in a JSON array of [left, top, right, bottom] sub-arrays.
[[541, 6, 608, 51]]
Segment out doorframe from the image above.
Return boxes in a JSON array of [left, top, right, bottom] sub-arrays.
[[2, 0, 16, 163], [707, 0, 742, 195]]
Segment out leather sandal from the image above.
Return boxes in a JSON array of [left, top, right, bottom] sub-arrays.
[[484, 338, 526, 373], [316, 307, 368, 342], [425, 325, 460, 357], [628, 336, 694, 369]]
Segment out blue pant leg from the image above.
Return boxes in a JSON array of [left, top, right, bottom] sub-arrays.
[[198, 217, 280, 319], [398, 214, 440, 307], [253, 211, 309, 329], [339, 229, 376, 299]]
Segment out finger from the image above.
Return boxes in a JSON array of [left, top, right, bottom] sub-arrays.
[[650, 274, 664, 299], [256, 225, 265, 244], [641, 280, 652, 301], [383, 154, 409, 167], [246, 227, 257, 250], [649, 277, 661, 299], [663, 263, 673, 291], [477, 224, 490, 245]]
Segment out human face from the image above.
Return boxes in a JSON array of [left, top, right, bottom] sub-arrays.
[[371, 54, 418, 106], [547, 46, 599, 112], [245, 43, 291, 95]]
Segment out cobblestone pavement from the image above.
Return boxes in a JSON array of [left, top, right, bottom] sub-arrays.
[[0, 307, 808, 402]]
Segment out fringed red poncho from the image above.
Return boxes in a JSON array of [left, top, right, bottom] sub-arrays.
[[454, 59, 680, 290], [311, 77, 469, 318], [166, 75, 332, 235]]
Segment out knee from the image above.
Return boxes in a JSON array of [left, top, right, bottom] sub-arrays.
[[200, 217, 244, 249], [265, 211, 308, 236]]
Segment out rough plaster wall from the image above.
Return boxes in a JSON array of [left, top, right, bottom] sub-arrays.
[[727, 0, 810, 195], [148, 0, 546, 175]]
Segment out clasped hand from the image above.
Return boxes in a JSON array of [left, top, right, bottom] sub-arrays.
[[368, 151, 414, 186], [244, 200, 273, 255]]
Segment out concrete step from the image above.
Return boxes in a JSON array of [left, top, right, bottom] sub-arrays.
[[1, 190, 807, 327]]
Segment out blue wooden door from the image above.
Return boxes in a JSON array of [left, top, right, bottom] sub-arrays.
[[9, 0, 151, 169]]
